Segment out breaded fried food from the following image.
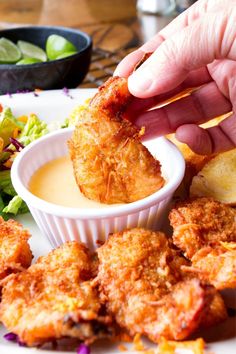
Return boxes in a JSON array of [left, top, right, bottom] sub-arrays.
[[97, 228, 222, 342], [169, 198, 236, 289], [0, 242, 111, 347], [0, 217, 32, 281], [183, 243, 236, 290], [169, 197, 236, 259], [69, 77, 164, 204]]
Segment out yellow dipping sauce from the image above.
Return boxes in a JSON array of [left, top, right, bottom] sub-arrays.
[[29, 156, 112, 208]]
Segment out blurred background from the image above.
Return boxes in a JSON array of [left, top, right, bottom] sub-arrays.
[[0, 0, 196, 88]]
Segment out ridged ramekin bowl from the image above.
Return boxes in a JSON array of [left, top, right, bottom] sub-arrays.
[[11, 128, 185, 250]]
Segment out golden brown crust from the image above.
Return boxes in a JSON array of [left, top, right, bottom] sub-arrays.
[[0, 241, 111, 346], [96, 228, 219, 342], [0, 217, 32, 281], [169, 197, 236, 259], [199, 291, 228, 327], [184, 244, 236, 290], [169, 197, 236, 290], [69, 76, 164, 204]]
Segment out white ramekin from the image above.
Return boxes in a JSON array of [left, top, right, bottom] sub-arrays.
[[11, 128, 185, 250]]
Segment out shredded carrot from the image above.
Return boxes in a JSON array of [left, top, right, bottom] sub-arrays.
[[17, 115, 28, 123], [157, 337, 205, 354], [34, 88, 42, 93], [133, 334, 146, 351], [220, 242, 236, 251], [0, 137, 3, 152], [0, 103, 3, 112], [3, 152, 18, 168], [3, 159, 13, 168], [118, 344, 128, 352], [139, 126, 145, 137], [115, 332, 133, 343], [12, 128, 19, 138]]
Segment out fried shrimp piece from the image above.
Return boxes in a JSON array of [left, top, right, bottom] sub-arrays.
[[69, 77, 164, 204], [183, 243, 236, 290], [97, 228, 221, 342], [169, 197, 236, 259], [169, 198, 236, 289], [0, 242, 112, 347], [0, 217, 32, 281]]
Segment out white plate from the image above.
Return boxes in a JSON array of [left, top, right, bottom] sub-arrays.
[[0, 89, 235, 354]]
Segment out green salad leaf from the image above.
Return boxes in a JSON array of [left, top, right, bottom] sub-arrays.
[[2, 195, 28, 215], [0, 107, 24, 146], [0, 109, 52, 218], [0, 170, 15, 196], [19, 113, 48, 146], [0, 170, 29, 218], [0, 106, 63, 218]]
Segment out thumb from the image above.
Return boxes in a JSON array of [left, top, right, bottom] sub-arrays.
[[128, 11, 236, 98]]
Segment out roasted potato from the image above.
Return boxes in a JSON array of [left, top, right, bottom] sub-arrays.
[[190, 149, 236, 205]]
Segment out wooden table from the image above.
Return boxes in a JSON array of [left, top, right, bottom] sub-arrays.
[[0, 0, 175, 87]]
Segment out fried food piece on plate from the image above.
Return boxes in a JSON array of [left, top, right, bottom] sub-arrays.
[[0, 241, 112, 347], [169, 197, 236, 259], [97, 228, 223, 342], [69, 76, 164, 204], [0, 217, 32, 281], [169, 197, 236, 289]]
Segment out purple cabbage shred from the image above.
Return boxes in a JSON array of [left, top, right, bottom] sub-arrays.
[[62, 87, 73, 99], [4, 332, 26, 346], [3, 147, 14, 154], [76, 343, 90, 354], [9, 137, 24, 152], [18, 339, 26, 347], [4, 332, 18, 341], [16, 89, 30, 94]]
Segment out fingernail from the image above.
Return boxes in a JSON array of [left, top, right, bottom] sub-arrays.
[[113, 67, 120, 76], [128, 67, 153, 93]]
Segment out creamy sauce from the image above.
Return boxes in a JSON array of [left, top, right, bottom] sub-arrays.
[[29, 156, 112, 208]]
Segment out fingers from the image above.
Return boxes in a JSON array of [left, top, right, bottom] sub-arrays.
[[176, 113, 236, 154], [115, 0, 223, 78], [176, 124, 213, 155], [128, 11, 236, 98], [129, 82, 231, 140], [125, 67, 212, 115], [114, 49, 144, 77]]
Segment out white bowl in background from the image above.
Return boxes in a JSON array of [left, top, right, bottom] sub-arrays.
[[11, 127, 185, 250]]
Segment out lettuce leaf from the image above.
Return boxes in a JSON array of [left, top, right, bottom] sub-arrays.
[[0, 168, 28, 218], [0, 107, 24, 147], [0, 170, 15, 196], [18, 113, 48, 146], [2, 195, 28, 215], [0, 108, 61, 217]]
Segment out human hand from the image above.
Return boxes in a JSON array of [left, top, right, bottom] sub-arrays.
[[115, 0, 236, 155]]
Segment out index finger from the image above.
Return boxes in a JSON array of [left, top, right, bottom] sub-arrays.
[[114, 0, 222, 77]]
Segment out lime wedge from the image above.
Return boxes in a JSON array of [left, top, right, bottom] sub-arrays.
[[46, 35, 77, 60], [16, 57, 42, 65], [56, 51, 77, 59], [17, 40, 47, 62], [0, 37, 22, 64]]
